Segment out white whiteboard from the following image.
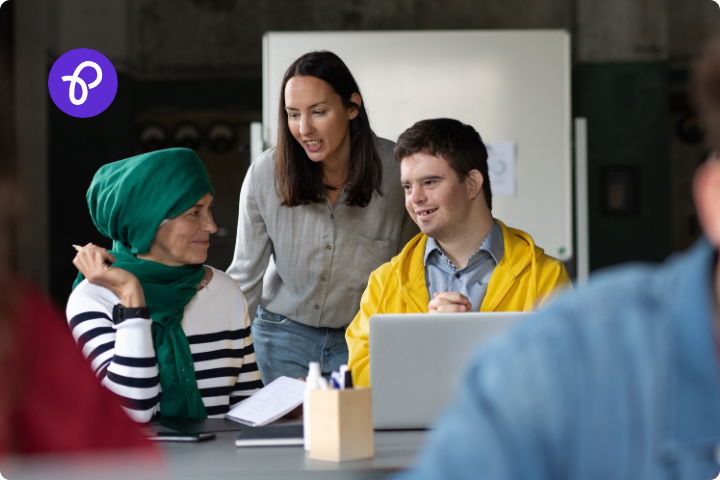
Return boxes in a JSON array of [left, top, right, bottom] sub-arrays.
[[263, 30, 572, 261]]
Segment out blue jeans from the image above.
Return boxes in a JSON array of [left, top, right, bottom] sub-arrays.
[[252, 305, 349, 385]]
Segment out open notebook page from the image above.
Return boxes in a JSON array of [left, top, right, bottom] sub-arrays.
[[225, 376, 306, 427]]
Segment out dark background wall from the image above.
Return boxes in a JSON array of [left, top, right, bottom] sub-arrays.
[[0, 1, 14, 171], [5, 0, 720, 304], [574, 63, 673, 269], [47, 74, 261, 300]]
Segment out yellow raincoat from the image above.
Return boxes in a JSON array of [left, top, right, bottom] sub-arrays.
[[346, 219, 571, 387]]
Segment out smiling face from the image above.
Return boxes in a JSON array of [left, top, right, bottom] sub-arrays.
[[284, 75, 359, 168], [139, 193, 216, 266], [401, 153, 480, 242]]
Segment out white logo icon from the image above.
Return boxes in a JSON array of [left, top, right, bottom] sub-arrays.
[[61, 61, 103, 106], [713, 0, 720, 7]]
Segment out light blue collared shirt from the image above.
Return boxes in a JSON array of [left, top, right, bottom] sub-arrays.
[[424, 220, 504, 311]]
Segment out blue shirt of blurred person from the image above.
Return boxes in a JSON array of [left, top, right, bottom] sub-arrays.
[[396, 238, 720, 480]]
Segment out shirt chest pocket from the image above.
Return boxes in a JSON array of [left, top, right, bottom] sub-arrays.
[[355, 235, 401, 271]]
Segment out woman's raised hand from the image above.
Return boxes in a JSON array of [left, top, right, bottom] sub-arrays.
[[73, 243, 146, 308]]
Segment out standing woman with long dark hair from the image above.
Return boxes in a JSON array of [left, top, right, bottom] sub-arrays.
[[228, 51, 418, 383]]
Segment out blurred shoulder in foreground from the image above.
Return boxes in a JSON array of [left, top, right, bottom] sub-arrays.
[[0, 280, 157, 455]]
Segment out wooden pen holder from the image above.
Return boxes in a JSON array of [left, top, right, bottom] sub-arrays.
[[308, 388, 374, 462]]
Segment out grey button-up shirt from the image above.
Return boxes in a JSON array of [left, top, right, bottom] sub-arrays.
[[227, 136, 420, 329], [424, 219, 504, 311]]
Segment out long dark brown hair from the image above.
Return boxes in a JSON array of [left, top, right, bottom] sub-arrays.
[[275, 51, 383, 208]]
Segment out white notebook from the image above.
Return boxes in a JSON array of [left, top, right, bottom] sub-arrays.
[[225, 376, 305, 427]]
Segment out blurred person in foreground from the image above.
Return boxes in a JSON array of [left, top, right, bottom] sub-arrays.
[[0, 157, 154, 455], [396, 44, 720, 480]]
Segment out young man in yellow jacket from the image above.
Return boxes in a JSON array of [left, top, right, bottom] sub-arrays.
[[346, 118, 571, 387]]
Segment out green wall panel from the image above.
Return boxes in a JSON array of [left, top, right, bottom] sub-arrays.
[[574, 62, 672, 271]]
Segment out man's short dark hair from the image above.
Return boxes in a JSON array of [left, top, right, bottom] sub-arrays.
[[394, 118, 492, 210]]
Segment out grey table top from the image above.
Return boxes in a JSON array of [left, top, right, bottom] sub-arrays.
[[162, 428, 427, 480], [0, 424, 427, 480]]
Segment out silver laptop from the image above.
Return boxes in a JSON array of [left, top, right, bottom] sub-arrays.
[[369, 312, 527, 430]]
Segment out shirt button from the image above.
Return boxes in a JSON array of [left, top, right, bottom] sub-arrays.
[[455, 273, 461, 278], [315, 305, 320, 310], [326, 245, 332, 250], [344, 188, 348, 193], [321, 276, 326, 281], [330, 214, 334, 219]]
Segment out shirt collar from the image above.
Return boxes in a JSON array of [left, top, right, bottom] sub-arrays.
[[423, 236, 441, 266], [423, 219, 504, 268]]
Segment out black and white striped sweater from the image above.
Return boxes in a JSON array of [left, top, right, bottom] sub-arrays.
[[66, 266, 262, 423]]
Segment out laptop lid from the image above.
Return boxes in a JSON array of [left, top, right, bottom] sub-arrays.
[[369, 312, 527, 430]]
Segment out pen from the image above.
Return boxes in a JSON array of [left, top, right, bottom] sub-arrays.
[[73, 244, 113, 265]]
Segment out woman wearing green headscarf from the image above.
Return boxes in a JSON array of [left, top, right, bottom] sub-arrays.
[[66, 148, 262, 422]]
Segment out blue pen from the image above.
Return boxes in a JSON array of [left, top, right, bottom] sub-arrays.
[[331, 378, 340, 389]]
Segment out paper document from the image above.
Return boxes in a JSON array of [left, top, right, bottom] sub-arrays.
[[487, 142, 516, 196], [225, 376, 306, 427]]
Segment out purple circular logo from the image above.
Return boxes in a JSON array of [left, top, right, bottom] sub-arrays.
[[48, 48, 118, 118]]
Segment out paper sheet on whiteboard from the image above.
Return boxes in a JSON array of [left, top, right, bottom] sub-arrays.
[[487, 142, 516, 196]]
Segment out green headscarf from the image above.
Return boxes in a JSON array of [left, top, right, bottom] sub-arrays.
[[74, 148, 215, 420]]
